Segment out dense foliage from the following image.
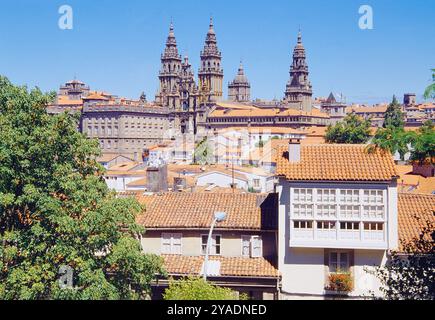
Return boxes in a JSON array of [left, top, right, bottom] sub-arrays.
[[163, 277, 245, 300], [325, 113, 371, 144], [0, 76, 164, 299], [423, 68, 435, 100], [370, 120, 435, 164], [376, 220, 434, 300], [409, 120, 435, 164], [383, 95, 405, 128]]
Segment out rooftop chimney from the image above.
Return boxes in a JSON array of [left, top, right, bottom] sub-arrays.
[[288, 138, 301, 163]]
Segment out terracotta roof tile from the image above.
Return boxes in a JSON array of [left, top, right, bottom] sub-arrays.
[[137, 193, 277, 230], [276, 144, 397, 181], [398, 193, 435, 252], [162, 255, 279, 278]]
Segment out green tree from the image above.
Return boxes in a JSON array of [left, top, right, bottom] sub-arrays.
[[375, 220, 434, 300], [0, 76, 164, 300], [163, 277, 245, 300], [423, 69, 435, 100], [370, 126, 414, 161], [325, 113, 371, 144], [409, 120, 435, 164], [383, 95, 405, 128]]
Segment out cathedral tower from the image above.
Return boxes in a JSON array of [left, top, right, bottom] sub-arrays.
[[228, 62, 251, 102], [156, 22, 182, 109], [284, 31, 313, 111], [198, 17, 224, 102]]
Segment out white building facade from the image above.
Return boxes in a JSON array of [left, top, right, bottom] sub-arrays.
[[275, 142, 398, 299]]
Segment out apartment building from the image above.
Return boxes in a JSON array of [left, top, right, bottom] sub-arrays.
[[137, 193, 280, 300], [275, 140, 399, 298]]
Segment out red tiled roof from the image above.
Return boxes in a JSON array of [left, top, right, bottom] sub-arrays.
[[162, 255, 279, 278], [276, 144, 397, 181], [137, 193, 277, 230], [398, 193, 435, 252]]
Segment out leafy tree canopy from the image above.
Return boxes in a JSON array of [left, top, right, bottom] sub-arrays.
[[370, 126, 413, 161], [163, 277, 245, 300], [0, 76, 164, 300], [409, 120, 435, 164], [375, 220, 434, 300], [423, 68, 435, 100], [383, 95, 405, 128], [325, 113, 371, 144]]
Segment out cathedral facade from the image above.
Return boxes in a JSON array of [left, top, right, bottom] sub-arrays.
[[155, 18, 224, 135]]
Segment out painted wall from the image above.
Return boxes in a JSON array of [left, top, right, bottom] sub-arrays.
[[141, 230, 276, 260], [277, 179, 397, 298], [196, 172, 248, 190]]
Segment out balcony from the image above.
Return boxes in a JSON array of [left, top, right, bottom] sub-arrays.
[[290, 227, 387, 250]]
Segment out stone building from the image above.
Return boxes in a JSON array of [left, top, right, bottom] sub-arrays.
[[320, 93, 346, 124], [284, 31, 313, 112], [228, 62, 251, 102], [81, 103, 172, 159]]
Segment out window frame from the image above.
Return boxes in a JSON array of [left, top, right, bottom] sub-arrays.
[[201, 234, 222, 256], [161, 232, 182, 255]]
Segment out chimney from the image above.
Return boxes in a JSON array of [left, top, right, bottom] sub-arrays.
[[146, 165, 168, 193], [288, 138, 301, 163]]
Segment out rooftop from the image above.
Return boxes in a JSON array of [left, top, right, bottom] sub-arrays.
[[398, 193, 435, 252], [136, 192, 278, 230], [276, 144, 397, 181], [162, 255, 279, 278]]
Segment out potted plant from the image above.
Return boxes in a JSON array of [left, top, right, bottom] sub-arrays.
[[325, 272, 354, 295]]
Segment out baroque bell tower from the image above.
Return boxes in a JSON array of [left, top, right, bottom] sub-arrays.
[[284, 31, 313, 111], [156, 21, 182, 109], [198, 17, 224, 103]]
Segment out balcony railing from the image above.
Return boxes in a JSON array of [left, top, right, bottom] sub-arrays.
[[292, 229, 385, 242]]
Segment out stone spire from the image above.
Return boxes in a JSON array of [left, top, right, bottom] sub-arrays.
[[228, 61, 250, 102], [162, 21, 181, 60], [198, 17, 223, 102], [284, 30, 313, 111], [156, 21, 182, 109]]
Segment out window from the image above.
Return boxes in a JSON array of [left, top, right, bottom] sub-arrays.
[[340, 190, 359, 203], [293, 189, 313, 202], [339, 205, 360, 219], [241, 235, 263, 258], [317, 221, 336, 230], [362, 205, 384, 219], [340, 222, 360, 230], [251, 236, 263, 258], [363, 222, 383, 231], [317, 189, 336, 202], [317, 204, 336, 218], [329, 251, 350, 273], [161, 233, 182, 255], [253, 179, 260, 188], [294, 221, 313, 229], [201, 235, 221, 255], [241, 235, 251, 257], [293, 204, 314, 218], [363, 190, 383, 204]]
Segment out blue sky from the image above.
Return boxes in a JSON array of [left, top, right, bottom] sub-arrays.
[[0, 0, 433, 104]]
